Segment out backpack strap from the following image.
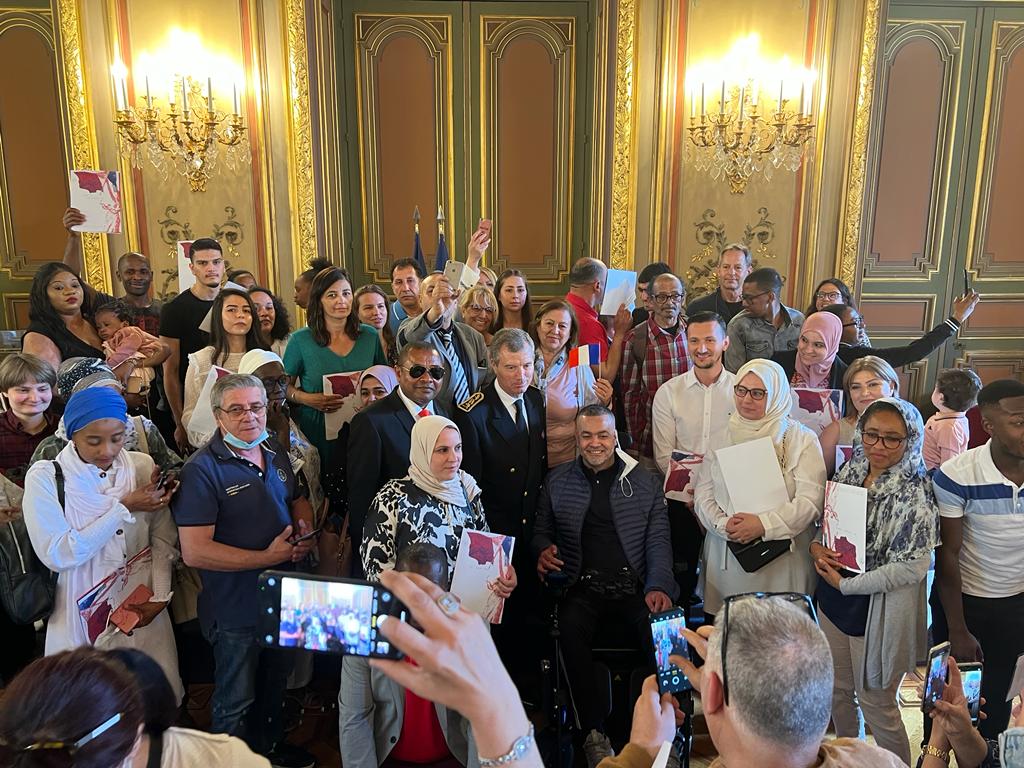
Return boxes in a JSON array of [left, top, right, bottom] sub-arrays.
[[51, 461, 65, 511], [630, 321, 648, 369]]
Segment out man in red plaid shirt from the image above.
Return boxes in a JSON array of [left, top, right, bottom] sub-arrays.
[[620, 273, 690, 466]]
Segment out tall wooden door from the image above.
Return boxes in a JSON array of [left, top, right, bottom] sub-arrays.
[[860, 2, 1024, 400], [335, 0, 591, 298]]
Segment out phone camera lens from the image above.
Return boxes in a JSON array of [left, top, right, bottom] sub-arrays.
[[382, 593, 390, 602], [268, 578, 277, 587], [265, 634, 273, 643]]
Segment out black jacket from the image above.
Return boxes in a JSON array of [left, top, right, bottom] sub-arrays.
[[772, 350, 849, 392], [346, 390, 450, 557], [531, 455, 678, 600], [454, 383, 547, 546], [837, 318, 959, 368]]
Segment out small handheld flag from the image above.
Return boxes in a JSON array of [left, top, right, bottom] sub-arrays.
[[412, 206, 426, 275], [568, 343, 602, 368], [434, 205, 449, 272]]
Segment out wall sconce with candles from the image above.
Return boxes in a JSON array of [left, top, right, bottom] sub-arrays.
[[686, 35, 816, 194], [110, 33, 249, 193]]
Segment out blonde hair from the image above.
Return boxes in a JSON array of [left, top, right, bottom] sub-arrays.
[[459, 285, 497, 314], [478, 266, 498, 288], [843, 356, 900, 411]]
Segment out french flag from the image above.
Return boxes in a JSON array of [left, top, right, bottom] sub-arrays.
[[568, 343, 601, 368]]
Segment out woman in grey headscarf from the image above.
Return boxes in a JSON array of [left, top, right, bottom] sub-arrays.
[[811, 396, 939, 764]]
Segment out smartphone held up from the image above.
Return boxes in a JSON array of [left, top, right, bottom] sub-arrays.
[[258, 571, 407, 659], [922, 641, 951, 713], [650, 607, 692, 695]]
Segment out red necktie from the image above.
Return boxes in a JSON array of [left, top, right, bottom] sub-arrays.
[[418, 408, 430, 418]]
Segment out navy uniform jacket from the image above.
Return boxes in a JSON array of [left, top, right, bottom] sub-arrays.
[[454, 383, 547, 546]]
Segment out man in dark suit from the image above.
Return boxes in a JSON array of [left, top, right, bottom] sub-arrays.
[[347, 341, 449, 572], [455, 328, 547, 691]]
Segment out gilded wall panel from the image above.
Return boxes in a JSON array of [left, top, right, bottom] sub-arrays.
[[481, 16, 575, 283], [354, 14, 451, 282]]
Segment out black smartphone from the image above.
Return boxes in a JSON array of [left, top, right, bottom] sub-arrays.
[[922, 641, 951, 713], [288, 527, 322, 545], [963, 267, 971, 296], [155, 471, 170, 490], [649, 607, 692, 695], [959, 662, 983, 725], [258, 571, 406, 659]]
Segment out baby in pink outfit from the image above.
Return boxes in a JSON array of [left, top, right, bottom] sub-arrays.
[[923, 368, 983, 471]]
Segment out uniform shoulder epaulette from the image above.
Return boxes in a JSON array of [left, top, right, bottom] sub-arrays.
[[458, 392, 484, 412]]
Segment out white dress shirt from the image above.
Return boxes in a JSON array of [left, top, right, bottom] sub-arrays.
[[494, 382, 527, 432], [396, 387, 434, 421], [651, 367, 736, 501]]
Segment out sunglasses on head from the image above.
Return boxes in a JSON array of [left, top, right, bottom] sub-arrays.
[[403, 365, 446, 381]]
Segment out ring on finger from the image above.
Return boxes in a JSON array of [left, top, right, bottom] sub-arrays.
[[436, 591, 461, 618]]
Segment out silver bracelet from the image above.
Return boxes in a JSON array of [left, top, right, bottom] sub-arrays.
[[478, 724, 535, 768]]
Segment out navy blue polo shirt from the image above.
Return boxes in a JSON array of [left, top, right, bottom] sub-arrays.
[[173, 431, 302, 631]]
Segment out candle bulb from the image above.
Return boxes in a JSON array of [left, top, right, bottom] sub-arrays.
[[207, 77, 213, 112], [145, 76, 152, 109], [168, 78, 176, 108], [799, 82, 806, 116], [690, 85, 695, 119], [751, 81, 759, 109], [700, 82, 706, 117], [120, 77, 129, 112], [720, 80, 726, 115], [233, 84, 241, 116], [778, 80, 784, 111], [739, 86, 745, 123], [113, 75, 125, 111], [182, 77, 190, 115]]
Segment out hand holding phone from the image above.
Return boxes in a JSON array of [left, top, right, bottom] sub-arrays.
[[958, 662, 983, 725], [963, 267, 971, 297], [289, 526, 322, 544], [923, 642, 951, 713], [649, 608, 692, 695]]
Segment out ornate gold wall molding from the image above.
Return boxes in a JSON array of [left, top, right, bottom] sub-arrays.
[[608, 0, 637, 271], [284, 0, 319, 279], [838, 0, 883, 291], [684, 207, 777, 297], [55, 0, 111, 293]]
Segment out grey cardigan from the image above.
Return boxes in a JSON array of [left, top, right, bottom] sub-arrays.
[[396, 313, 489, 410], [339, 656, 477, 768], [838, 555, 930, 690]]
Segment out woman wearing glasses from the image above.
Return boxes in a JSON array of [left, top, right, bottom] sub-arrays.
[[459, 285, 498, 345], [810, 397, 938, 764], [361, 415, 517, 607], [283, 267, 386, 468], [693, 359, 826, 622], [819, 357, 901, 476], [805, 278, 871, 346], [529, 300, 613, 466]]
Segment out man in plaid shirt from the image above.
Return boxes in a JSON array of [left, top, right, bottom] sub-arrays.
[[620, 273, 690, 466]]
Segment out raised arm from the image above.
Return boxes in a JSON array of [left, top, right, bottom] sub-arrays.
[[62, 207, 85, 273]]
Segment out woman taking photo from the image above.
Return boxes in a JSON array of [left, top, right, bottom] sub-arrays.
[[459, 285, 498, 345], [284, 267, 385, 467], [491, 269, 532, 333], [361, 415, 516, 601], [248, 286, 291, 358], [529, 300, 612, 466], [22, 387, 182, 698], [182, 288, 269, 447], [22, 262, 106, 369], [773, 311, 846, 390], [811, 397, 938, 764], [818, 356, 901, 476], [693, 359, 826, 621], [354, 284, 398, 367]]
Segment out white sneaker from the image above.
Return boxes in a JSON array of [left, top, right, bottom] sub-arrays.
[[582, 729, 613, 768]]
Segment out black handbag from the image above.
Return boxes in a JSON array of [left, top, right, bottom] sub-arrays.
[[727, 538, 792, 573], [0, 463, 63, 624]]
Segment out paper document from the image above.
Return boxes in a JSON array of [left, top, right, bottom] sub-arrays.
[[714, 437, 788, 514], [69, 170, 121, 233], [186, 365, 232, 441], [822, 481, 868, 573], [835, 445, 854, 472], [790, 388, 844, 436], [664, 451, 703, 504], [76, 547, 153, 644], [599, 269, 637, 315], [176, 241, 195, 292], [322, 372, 362, 441], [450, 529, 515, 624], [1007, 652, 1024, 702]]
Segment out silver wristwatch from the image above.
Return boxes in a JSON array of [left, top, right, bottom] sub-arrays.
[[478, 724, 535, 768]]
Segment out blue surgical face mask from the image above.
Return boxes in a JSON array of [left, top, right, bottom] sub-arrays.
[[224, 429, 269, 451]]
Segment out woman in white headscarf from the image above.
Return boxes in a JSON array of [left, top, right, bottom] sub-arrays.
[[693, 359, 826, 619], [361, 416, 517, 600]]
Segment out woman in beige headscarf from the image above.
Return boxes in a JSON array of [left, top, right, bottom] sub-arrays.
[[693, 359, 826, 619], [361, 415, 517, 598]]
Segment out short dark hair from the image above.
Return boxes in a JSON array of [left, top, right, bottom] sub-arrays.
[[935, 368, 983, 412], [395, 542, 449, 586], [188, 237, 222, 260], [107, 649, 178, 737], [637, 262, 672, 285], [248, 286, 292, 342], [977, 378, 1024, 410], [818, 304, 850, 322], [116, 251, 149, 270], [686, 311, 727, 335], [0, 648, 143, 766], [744, 267, 782, 295], [577, 403, 615, 423], [306, 267, 360, 345], [94, 299, 132, 324], [398, 340, 440, 367], [568, 257, 606, 286], [227, 268, 255, 283], [299, 257, 333, 283], [391, 257, 425, 280]]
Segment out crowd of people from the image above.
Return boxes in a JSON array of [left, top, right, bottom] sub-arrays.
[[1, 213, 1021, 768]]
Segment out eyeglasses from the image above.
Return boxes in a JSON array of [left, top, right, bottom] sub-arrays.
[[733, 384, 767, 401], [816, 291, 842, 302], [403, 365, 446, 381], [721, 592, 816, 705], [18, 712, 123, 755], [861, 430, 906, 449], [653, 292, 684, 304], [216, 403, 267, 418], [467, 304, 495, 314], [261, 375, 290, 389], [740, 290, 769, 303]]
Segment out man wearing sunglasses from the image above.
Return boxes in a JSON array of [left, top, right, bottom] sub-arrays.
[[347, 342, 451, 573], [670, 594, 905, 768], [724, 267, 804, 373]]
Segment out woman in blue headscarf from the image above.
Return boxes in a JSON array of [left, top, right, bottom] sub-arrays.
[[22, 387, 183, 699], [810, 396, 939, 764]]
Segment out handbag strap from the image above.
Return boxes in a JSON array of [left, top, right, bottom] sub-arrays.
[[51, 461, 65, 511]]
